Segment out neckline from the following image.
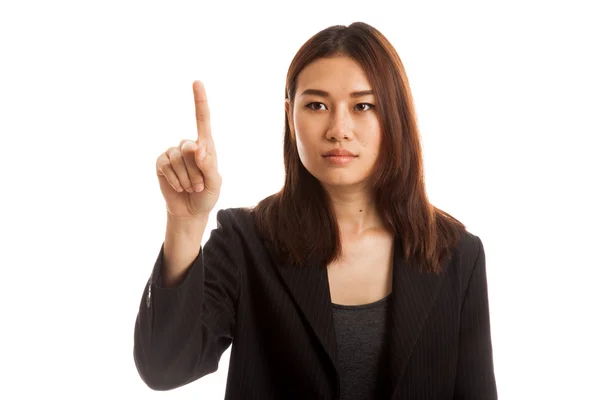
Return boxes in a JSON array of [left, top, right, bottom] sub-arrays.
[[331, 292, 392, 310]]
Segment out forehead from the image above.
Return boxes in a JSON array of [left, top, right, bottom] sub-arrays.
[[295, 56, 372, 95]]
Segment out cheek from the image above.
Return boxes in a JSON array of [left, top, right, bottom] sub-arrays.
[[294, 120, 320, 155], [294, 131, 312, 163], [359, 128, 382, 157]]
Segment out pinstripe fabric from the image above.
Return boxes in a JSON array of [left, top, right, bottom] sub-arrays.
[[133, 207, 497, 399]]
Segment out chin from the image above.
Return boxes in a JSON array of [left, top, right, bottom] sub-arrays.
[[315, 172, 367, 189], [302, 161, 370, 188]]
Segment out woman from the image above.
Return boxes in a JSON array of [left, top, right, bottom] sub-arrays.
[[134, 22, 498, 399]]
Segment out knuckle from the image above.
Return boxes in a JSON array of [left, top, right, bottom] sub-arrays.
[[156, 155, 171, 170], [167, 153, 183, 167], [156, 161, 168, 172], [180, 139, 196, 150], [181, 141, 197, 156], [166, 146, 181, 158]]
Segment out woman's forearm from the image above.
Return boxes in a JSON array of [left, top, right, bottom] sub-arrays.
[[162, 213, 209, 287]]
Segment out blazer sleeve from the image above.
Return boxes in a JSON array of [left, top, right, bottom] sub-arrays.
[[453, 236, 498, 399], [133, 209, 241, 391]]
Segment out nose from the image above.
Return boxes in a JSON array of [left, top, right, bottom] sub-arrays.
[[326, 108, 353, 141]]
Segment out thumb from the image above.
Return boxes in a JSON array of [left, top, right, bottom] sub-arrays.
[[195, 141, 220, 190]]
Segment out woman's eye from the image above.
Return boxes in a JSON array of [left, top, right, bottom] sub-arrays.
[[304, 102, 375, 111], [306, 102, 326, 111], [355, 103, 375, 112]]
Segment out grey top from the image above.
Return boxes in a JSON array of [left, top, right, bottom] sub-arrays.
[[332, 293, 392, 400]]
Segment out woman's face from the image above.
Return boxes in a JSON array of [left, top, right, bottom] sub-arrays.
[[286, 56, 382, 191]]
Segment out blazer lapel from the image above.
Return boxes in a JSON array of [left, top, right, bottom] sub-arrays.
[[385, 236, 446, 398], [276, 236, 446, 399], [277, 258, 338, 373]]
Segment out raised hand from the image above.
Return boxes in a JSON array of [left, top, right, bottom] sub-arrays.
[[156, 81, 222, 219]]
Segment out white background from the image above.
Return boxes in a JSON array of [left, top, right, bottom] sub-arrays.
[[1, 0, 599, 398]]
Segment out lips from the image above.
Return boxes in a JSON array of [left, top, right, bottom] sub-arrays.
[[323, 149, 357, 157]]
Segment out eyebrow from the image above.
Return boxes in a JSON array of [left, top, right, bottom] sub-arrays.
[[300, 89, 375, 98]]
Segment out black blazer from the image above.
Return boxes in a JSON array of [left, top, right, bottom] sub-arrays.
[[134, 207, 498, 399]]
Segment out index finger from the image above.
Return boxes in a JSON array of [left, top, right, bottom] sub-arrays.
[[193, 80, 212, 142]]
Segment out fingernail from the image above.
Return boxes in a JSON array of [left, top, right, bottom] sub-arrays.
[[194, 183, 204, 192]]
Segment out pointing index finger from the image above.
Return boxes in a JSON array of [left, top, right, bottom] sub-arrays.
[[193, 80, 212, 143]]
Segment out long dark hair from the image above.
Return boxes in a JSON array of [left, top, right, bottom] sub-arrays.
[[252, 22, 466, 274]]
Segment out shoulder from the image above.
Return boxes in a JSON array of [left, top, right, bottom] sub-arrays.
[[214, 206, 255, 231], [211, 206, 263, 249], [202, 207, 263, 265], [454, 229, 484, 265], [445, 228, 485, 285], [207, 206, 278, 268]]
